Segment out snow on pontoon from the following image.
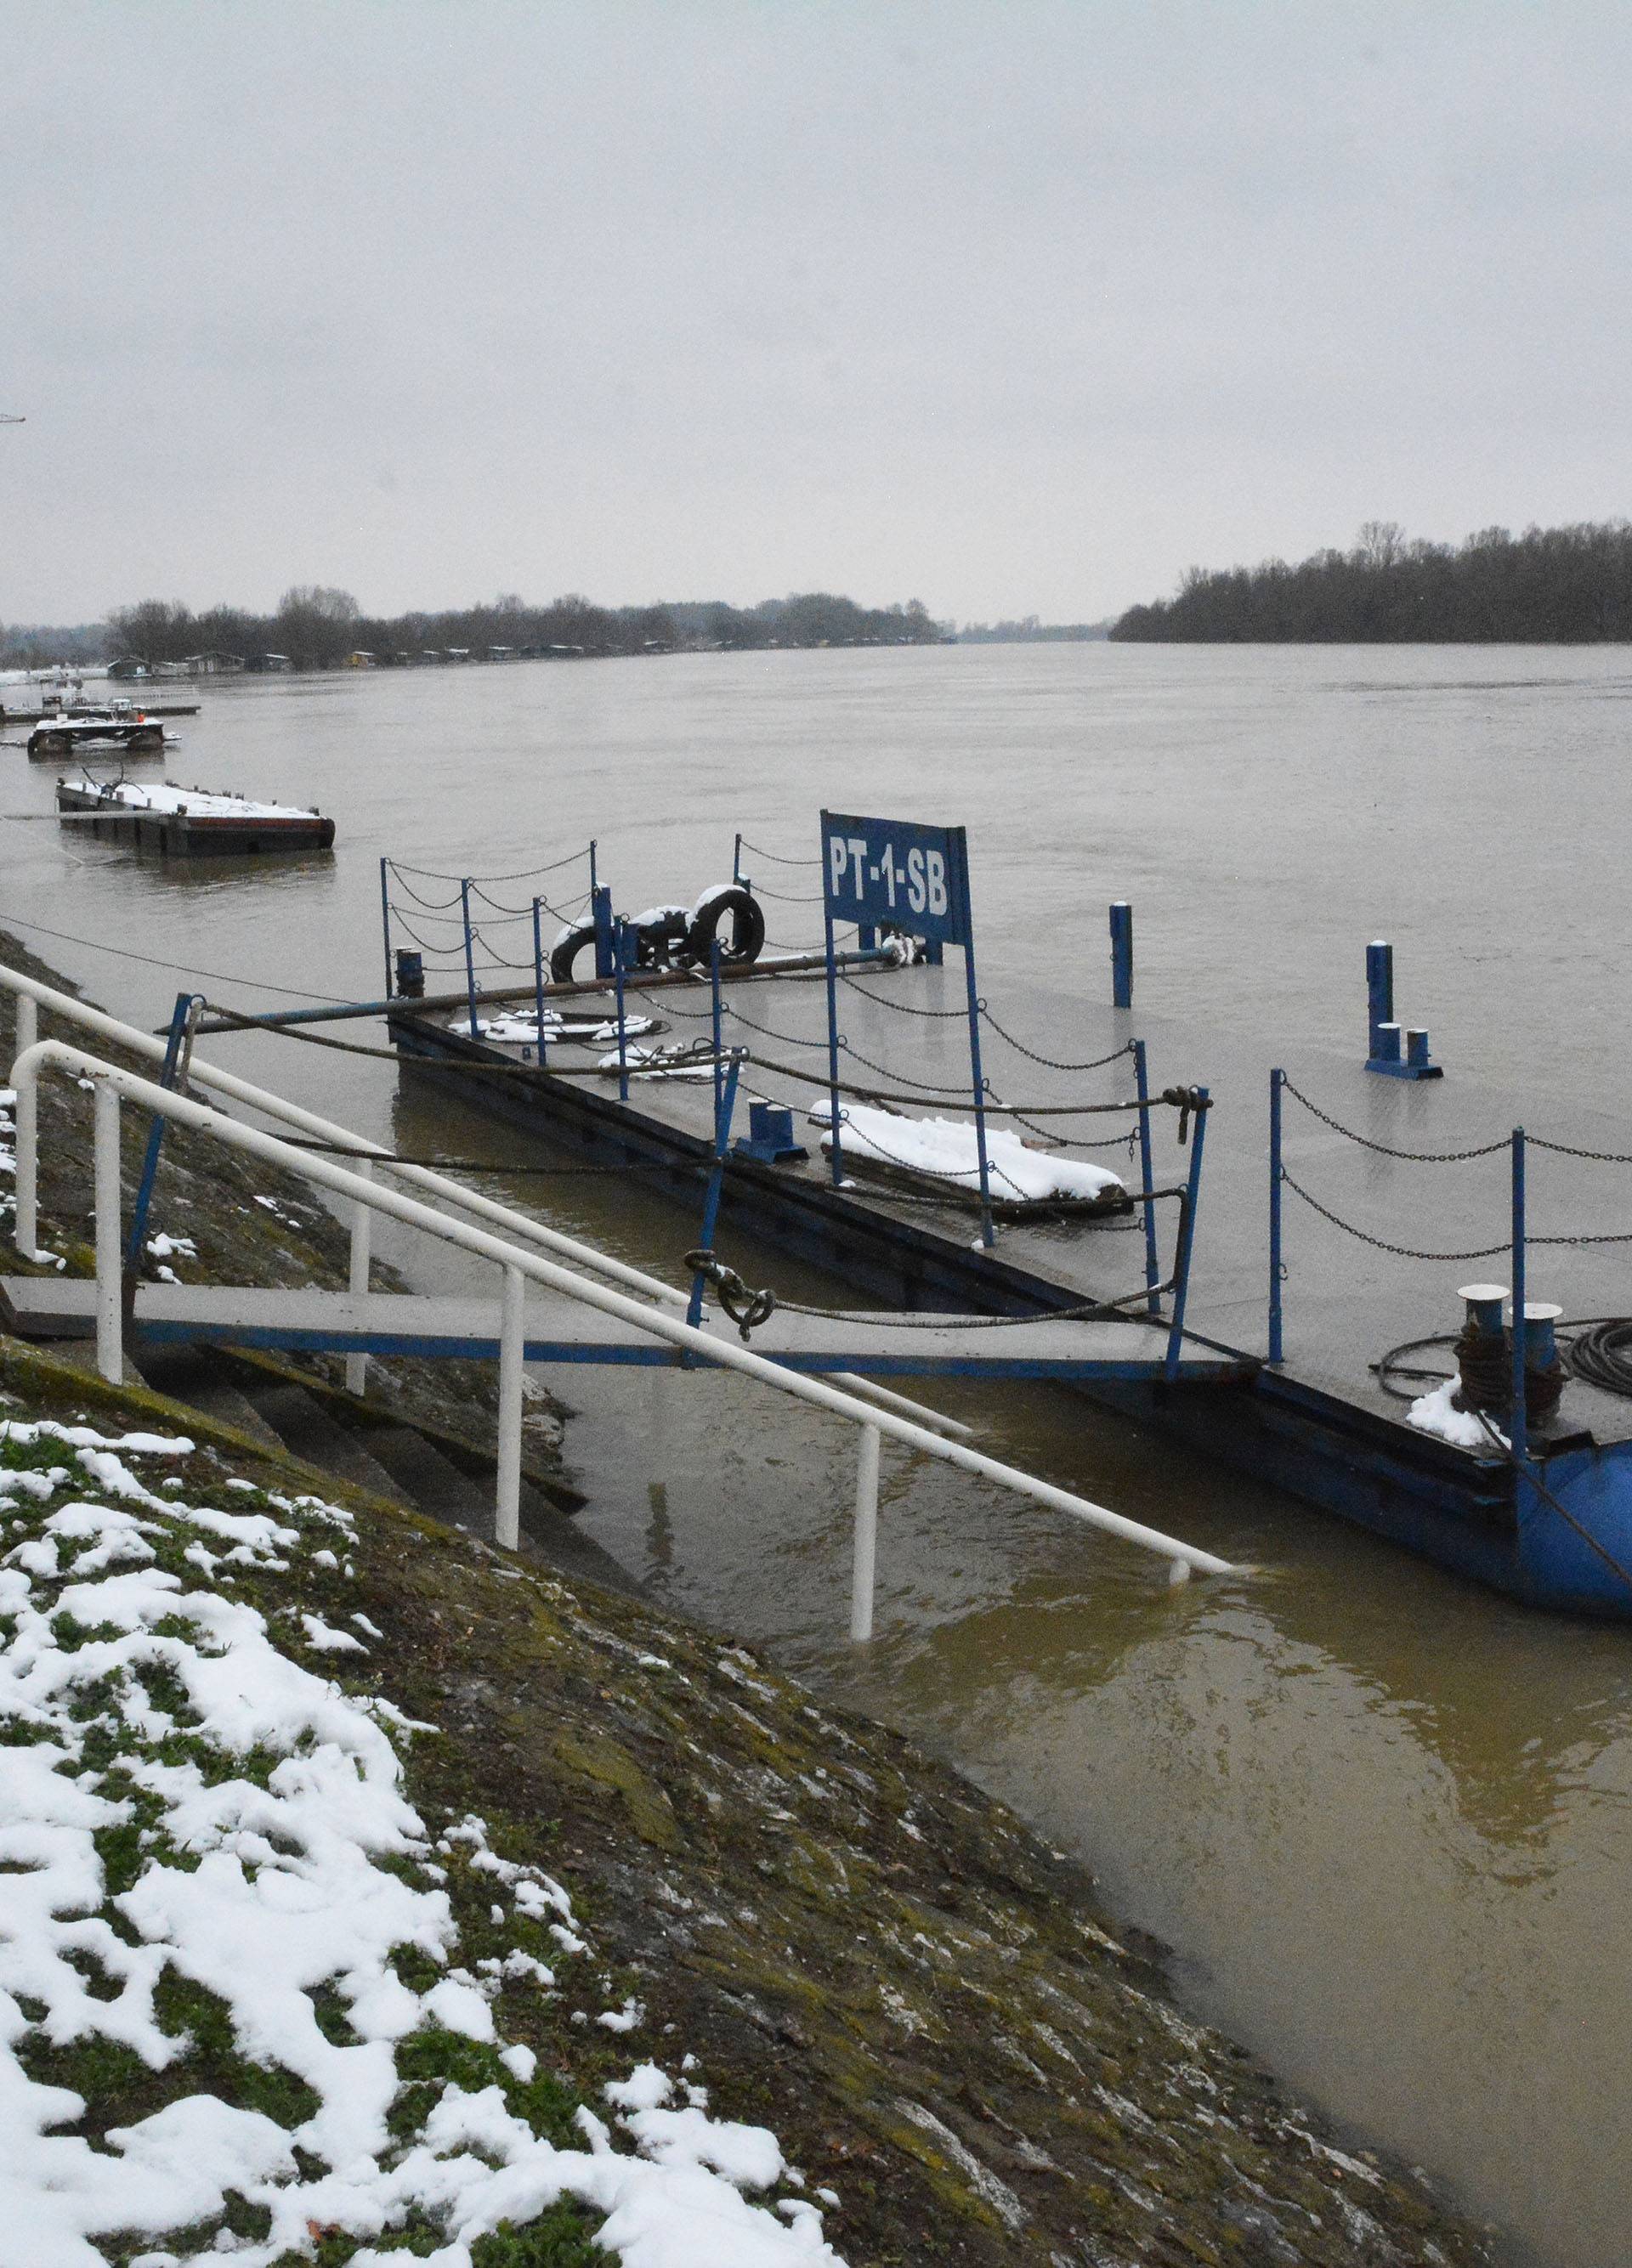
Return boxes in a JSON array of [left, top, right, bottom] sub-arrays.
[[54, 772, 336, 855]]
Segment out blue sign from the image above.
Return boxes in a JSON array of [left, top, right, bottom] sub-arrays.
[[819, 812, 971, 949]]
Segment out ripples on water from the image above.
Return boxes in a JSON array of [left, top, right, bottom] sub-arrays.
[[6, 644, 1632, 2265]]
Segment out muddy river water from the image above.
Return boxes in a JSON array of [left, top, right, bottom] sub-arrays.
[[6, 643, 1632, 2265]]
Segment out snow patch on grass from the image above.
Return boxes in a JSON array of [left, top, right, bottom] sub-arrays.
[[0, 1421, 842, 2265]]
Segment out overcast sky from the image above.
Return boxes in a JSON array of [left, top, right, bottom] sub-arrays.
[[3, 2, 1629, 626]]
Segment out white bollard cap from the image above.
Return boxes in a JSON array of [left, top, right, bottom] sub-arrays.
[[1458, 1283, 1510, 1305]]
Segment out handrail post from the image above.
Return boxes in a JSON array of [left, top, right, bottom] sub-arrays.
[[850, 1422, 881, 1642], [460, 879, 479, 1038], [733, 829, 743, 886], [1133, 1038, 1159, 1315], [346, 1160, 372, 1398], [531, 897, 548, 1066], [496, 1263, 524, 1549], [1510, 1128, 1528, 1465], [1269, 1067, 1284, 1365], [94, 1081, 122, 1383], [711, 937, 724, 1135], [379, 856, 395, 999], [614, 919, 630, 1101], [13, 991, 37, 1257], [1164, 1087, 1210, 1380]]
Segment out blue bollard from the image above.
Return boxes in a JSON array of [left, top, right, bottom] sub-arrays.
[[734, 1100, 808, 1164], [1366, 940, 1442, 1078]]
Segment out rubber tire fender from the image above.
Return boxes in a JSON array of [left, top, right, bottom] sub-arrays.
[[632, 908, 692, 970], [683, 885, 766, 968], [548, 924, 599, 985]]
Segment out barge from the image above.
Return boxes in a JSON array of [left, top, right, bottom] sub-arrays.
[[55, 773, 335, 855]]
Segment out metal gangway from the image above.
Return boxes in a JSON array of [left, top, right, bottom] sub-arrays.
[[1, 967, 1240, 1636]]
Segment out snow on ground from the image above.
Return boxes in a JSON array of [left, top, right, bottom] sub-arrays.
[[1407, 1376, 1508, 1451], [0, 1417, 842, 2266], [808, 1100, 1125, 1204]]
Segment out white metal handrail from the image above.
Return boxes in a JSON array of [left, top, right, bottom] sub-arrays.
[[0, 959, 968, 1439], [10, 1038, 1239, 1632]]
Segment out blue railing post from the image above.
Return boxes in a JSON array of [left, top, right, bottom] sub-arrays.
[[379, 857, 395, 999], [1367, 940, 1393, 1055], [710, 938, 724, 1136], [733, 831, 743, 886], [591, 885, 615, 979], [1133, 1038, 1159, 1316], [823, 892, 845, 1189], [1164, 1087, 1210, 1380], [1510, 1127, 1528, 1465], [614, 918, 631, 1103], [1109, 902, 1133, 1010], [460, 879, 479, 1038], [959, 843, 995, 1251], [1269, 1067, 1284, 1364], [531, 897, 548, 1066], [125, 992, 195, 1276], [688, 1055, 743, 1331]]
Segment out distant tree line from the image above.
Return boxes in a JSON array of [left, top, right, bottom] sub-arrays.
[[0, 587, 944, 671], [956, 616, 1110, 642], [1111, 521, 1632, 642]]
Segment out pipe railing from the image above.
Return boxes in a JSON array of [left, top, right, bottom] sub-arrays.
[[9, 1037, 1240, 1631], [0, 959, 967, 1441]]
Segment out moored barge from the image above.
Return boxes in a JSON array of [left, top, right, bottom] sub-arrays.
[[55, 773, 335, 855]]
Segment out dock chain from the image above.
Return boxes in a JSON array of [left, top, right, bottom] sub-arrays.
[[683, 1250, 778, 1340]]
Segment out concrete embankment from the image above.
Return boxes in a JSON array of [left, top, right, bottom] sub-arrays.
[[0, 938, 1502, 2263]]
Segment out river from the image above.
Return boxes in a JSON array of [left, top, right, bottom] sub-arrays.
[[6, 642, 1631, 2265]]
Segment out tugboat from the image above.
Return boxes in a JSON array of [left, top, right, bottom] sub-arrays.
[[54, 770, 335, 856], [27, 699, 167, 761]]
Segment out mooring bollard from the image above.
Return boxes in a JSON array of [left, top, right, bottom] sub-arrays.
[[1109, 901, 1133, 1010], [850, 1423, 881, 1642], [1365, 939, 1442, 1077]]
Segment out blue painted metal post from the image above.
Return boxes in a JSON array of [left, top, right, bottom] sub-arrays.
[[588, 839, 598, 901], [1367, 941, 1393, 1056], [379, 857, 395, 999], [1510, 1128, 1528, 1465], [688, 1055, 743, 1331], [460, 879, 479, 1038], [614, 919, 631, 1103], [125, 993, 195, 1275], [1109, 902, 1133, 1010], [591, 885, 615, 979], [957, 838, 995, 1250], [711, 938, 724, 1136], [1133, 1038, 1159, 1316], [823, 888, 845, 1189], [531, 898, 548, 1066], [733, 831, 743, 886], [1164, 1088, 1210, 1380], [1269, 1067, 1284, 1365]]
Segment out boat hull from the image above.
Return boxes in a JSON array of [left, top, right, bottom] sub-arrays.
[[54, 784, 334, 856]]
